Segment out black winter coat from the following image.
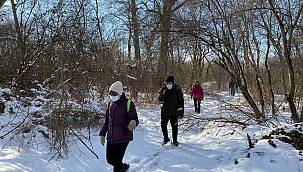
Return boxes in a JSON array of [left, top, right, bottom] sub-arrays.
[[158, 84, 184, 118]]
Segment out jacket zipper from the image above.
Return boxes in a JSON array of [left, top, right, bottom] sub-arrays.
[[111, 104, 118, 143]]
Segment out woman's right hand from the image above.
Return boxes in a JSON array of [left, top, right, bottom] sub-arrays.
[[100, 136, 105, 145]]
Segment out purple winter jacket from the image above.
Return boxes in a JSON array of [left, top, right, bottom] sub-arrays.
[[99, 93, 139, 144]]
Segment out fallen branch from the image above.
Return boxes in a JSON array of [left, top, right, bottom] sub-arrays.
[[0, 110, 30, 139], [67, 125, 99, 159]]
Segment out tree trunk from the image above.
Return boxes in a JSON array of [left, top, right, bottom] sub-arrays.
[[156, 0, 175, 87], [128, 16, 132, 60], [11, 0, 26, 77], [267, 0, 302, 122], [130, 0, 141, 62], [94, 0, 105, 47], [265, 34, 276, 116], [129, 0, 141, 101], [238, 82, 263, 121]]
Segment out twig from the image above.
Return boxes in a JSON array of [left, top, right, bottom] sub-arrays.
[[0, 110, 30, 139], [67, 125, 99, 159]]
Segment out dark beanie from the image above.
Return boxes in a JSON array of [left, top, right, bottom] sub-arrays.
[[165, 76, 174, 83]]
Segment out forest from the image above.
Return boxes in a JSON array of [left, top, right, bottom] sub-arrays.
[[0, 0, 303, 171]]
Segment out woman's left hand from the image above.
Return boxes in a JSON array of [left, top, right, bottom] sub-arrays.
[[128, 120, 137, 131]]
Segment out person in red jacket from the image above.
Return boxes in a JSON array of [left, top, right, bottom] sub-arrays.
[[191, 80, 204, 114]]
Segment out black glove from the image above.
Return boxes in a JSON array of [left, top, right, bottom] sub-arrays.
[[158, 87, 168, 102], [176, 108, 184, 119]]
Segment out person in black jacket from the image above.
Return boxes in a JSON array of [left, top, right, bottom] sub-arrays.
[[158, 76, 184, 146]]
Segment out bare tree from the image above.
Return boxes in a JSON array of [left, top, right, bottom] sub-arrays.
[[156, 0, 175, 86], [155, 0, 190, 87], [261, 0, 303, 122], [130, 0, 141, 62]]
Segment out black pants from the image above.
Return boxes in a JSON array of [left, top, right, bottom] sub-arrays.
[[194, 99, 201, 113], [161, 113, 178, 142], [106, 142, 129, 172], [230, 87, 235, 96]]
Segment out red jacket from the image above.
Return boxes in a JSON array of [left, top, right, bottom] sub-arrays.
[[191, 85, 204, 100]]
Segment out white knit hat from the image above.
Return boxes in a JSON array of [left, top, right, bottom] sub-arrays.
[[109, 81, 124, 95]]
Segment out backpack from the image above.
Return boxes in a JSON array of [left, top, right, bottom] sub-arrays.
[[108, 98, 132, 114], [126, 98, 131, 113]]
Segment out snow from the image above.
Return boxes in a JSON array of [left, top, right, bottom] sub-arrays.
[[0, 90, 302, 172], [126, 75, 138, 80], [2, 1, 11, 8]]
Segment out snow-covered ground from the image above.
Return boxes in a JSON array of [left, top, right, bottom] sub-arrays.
[[0, 90, 302, 172]]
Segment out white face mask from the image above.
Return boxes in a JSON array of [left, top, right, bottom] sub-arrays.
[[110, 95, 120, 102], [166, 83, 173, 90]]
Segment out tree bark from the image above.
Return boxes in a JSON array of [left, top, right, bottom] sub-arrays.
[[129, 0, 141, 101], [130, 0, 141, 62], [265, 34, 276, 116], [11, 0, 27, 77], [267, 0, 303, 122], [156, 0, 175, 87]]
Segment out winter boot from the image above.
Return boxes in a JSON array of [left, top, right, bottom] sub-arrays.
[[120, 163, 129, 172], [173, 141, 179, 147], [162, 138, 170, 145]]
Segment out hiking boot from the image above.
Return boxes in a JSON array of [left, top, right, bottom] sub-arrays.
[[173, 141, 179, 147], [120, 163, 129, 172], [162, 138, 170, 145]]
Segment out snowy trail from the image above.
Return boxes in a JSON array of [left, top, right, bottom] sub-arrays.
[[121, 93, 303, 172], [0, 92, 303, 171], [123, 96, 230, 172]]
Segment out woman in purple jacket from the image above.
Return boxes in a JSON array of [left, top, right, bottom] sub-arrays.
[[99, 81, 139, 172]]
